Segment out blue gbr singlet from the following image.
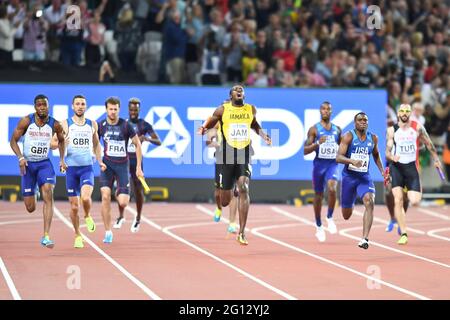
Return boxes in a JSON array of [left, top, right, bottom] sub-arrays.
[[313, 122, 340, 164], [66, 117, 94, 167], [343, 129, 374, 177], [23, 114, 55, 162]]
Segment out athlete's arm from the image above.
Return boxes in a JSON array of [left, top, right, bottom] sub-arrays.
[[372, 134, 386, 177], [303, 126, 319, 155], [54, 120, 67, 172], [251, 105, 271, 145], [418, 123, 443, 169], [144, 122, 161, 146], [336, 132, 360, 166], [50, 120, 68, 150], [197, 105, 224, 135], [10, 116, 30, 175], [385, 126, 399, 163], [92, 121, 106, 171], [131, 134, 144, 179], [336, 126, 342, 145], [206, 126, 219, 148]]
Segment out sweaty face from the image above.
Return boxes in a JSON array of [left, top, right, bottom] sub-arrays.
[[35, 98, 49, 119], [72, 98, 86, 117], [106, 103, 119, 121], [128, 103, 140, 120], [230, 86, 245, 105], [320, 103, 332, 121], [355, 114, 368, 131], [397, 106, 411, 123]]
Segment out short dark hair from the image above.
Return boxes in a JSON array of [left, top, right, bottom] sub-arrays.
[[229, 84, 244, 96], [128, 97, 141, 108], [354, 111, 368, 121], [34, 94, 48, 105], [105, 96, 120, 108], [72, 94, 86, 103], [321, 101, 331, 107]]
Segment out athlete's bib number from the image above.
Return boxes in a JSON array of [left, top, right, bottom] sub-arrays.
[[348, 153, 369, 172], [396, 142, 416, 163], [318, 138, 337, 159], [106, 140, 126, 157], [228, 123, 249, 142]]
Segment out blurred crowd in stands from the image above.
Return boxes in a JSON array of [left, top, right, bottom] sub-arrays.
[[0, 0, 449, 177]]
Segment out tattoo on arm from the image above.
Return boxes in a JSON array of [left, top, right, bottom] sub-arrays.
[[419, 126, 437, 154]]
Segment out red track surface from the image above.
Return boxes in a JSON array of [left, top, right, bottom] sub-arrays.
[[0, 201, 449, 300]]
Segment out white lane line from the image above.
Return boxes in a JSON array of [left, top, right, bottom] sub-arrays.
[[417, 208, 450, 221], [272, 206, 450, 268], [251, 224, 430, 300], [53, 206, 161, 300], [0, 257, 21, 300], [197, 205, 434, 299], [164, 223, 297, 300], [339, 226, 450, 268], [125, 206, 298, 300], [0, 219, 43, 226], [427, 228, 450, 242], [353, 209, 425, 235]]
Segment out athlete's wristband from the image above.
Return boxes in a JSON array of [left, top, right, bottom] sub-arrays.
[[18, 156, 24, 162]]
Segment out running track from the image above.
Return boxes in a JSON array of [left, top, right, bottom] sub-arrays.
[[0, 202, 449, 300]]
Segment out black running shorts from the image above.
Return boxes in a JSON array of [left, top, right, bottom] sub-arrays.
[[390, 161, 421, 192]]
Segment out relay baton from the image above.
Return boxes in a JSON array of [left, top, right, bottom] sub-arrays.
[[138, 176, 151, 194], [436, 167, 446, 182], [384, 167, 390, 186]]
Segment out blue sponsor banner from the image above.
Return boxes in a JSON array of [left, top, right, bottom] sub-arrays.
[[0, 84, 387, 181]]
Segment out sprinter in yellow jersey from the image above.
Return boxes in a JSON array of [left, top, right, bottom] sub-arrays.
[[198, 85, 272, 245]]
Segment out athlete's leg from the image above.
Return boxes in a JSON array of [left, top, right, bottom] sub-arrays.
[[215, 188, 222, 211], [220, 164, 234, 207], [385, 188, 396, 221], [229, 192, 238, 225], [21, 164, 37, 213], [407, 191, 422, 206], [326, 179, 337, 218], [312, 165, 325, 226], [361, 192, 375, 239], [313, 192, 324, 226], [23, 196, 36, 213], [79, 184, 93, 218], [392, 186, 406, 234], [132, 178, 144, 222], [100, 187, 112, 231], [40, 183, 54, 236], [341, 176, 357, 220], [236, 175, 250, 234], [342, 207, 353, 220], [68, 196, 80, 235]]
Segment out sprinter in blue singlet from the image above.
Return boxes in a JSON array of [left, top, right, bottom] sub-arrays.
[[9, 94, 67, 248], [51, 95, 106, 248], [304, 102, 341, 242], [336, 112, 388, 250]]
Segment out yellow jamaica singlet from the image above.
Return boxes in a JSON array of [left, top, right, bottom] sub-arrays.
[[221, 102, 254, 150]]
